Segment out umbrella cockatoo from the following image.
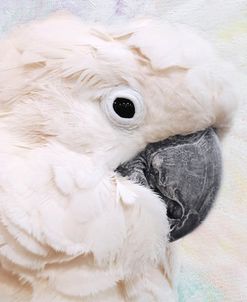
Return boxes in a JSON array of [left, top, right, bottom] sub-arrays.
[[0, 12, 238, 302]]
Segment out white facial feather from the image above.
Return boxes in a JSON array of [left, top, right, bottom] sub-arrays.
[[0, 12, 238, 301]]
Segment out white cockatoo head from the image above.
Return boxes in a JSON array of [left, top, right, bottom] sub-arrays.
[[0, 12, 238, 240]]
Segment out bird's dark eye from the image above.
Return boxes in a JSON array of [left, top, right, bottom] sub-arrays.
[[113, 98, 135, 119], [102, 87, 144, 129]]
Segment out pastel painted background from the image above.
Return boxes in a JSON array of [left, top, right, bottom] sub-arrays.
[[1, 1, 247, 301]]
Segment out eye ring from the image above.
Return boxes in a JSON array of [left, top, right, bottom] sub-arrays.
[[101, 87, 145, 129]]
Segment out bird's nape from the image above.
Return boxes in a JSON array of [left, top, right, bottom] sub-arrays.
[[117, 128, 222, 241]]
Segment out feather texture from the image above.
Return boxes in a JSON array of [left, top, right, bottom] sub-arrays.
[[0, 12, 238, 301], [0, 147, 174, 301]]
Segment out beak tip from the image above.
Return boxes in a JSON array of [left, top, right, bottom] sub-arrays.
[[168, 211, 201, 241]]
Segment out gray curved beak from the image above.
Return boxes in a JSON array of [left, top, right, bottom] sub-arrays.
[[117, 128, 222, 241]]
